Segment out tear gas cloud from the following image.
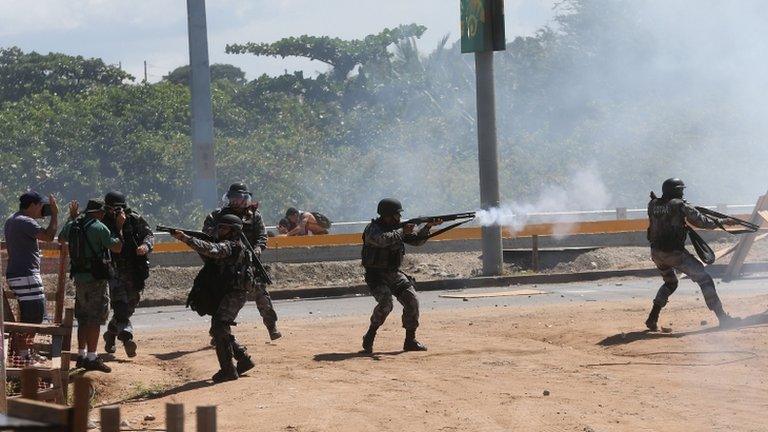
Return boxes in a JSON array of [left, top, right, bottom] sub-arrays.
[[476, 168, 610, 238]]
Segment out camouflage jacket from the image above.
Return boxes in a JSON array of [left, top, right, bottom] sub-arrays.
[[361, 219, 430, 271], [104, 209, 154, 268], [182, 236, 255, 292], [203, 207, 267, 251], [647, 197, 721, 251]]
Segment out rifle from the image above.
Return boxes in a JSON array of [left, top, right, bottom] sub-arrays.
[[398, 212, 476, 240], [694, 207, 760, 234], [156, 225, 273, 285]]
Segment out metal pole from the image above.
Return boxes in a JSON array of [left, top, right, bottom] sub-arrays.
[[186, 0, 218, 210], [474, 50, 503, 276]]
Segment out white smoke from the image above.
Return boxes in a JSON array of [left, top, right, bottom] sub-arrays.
[[477, 168, 611, 239]]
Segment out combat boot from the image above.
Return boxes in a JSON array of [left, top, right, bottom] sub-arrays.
[[103, 332, 116, 354], [403, 329, 427, 352], [212, 340, 238, 383], [232, 341, 255, 376], [714, 305, 741, 328], [361, 327, 377, 354], [267, 324, 282, 341], [645, 304, 662, 331]]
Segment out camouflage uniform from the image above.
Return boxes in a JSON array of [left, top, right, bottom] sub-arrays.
[[362, 219, 430, 331], [103, 209, 154, 342], [203, 207, 278, 336], [181, 234, 254, 377], [647, 197, 726, 317]]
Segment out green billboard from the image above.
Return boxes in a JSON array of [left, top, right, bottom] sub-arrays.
[[460, 0, 506, 53]]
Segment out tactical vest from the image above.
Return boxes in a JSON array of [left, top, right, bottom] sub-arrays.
[[647, 198, 687, 251], [361, 220, 405, 270]]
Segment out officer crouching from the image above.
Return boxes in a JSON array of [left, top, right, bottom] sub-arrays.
[[171, 215, 256, 383], [361, 198, 442, 354]]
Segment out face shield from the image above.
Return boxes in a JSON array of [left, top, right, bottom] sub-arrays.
[[223, 191, 252, 210]]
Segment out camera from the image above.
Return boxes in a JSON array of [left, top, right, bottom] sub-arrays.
[[42, 203, 52, 217]]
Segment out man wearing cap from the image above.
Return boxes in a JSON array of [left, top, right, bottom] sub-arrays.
[[203, 183, 280, 340], [3, 191, 59, 362], [172, 214, 256, 383], [101, 191, 154, 358], [59, 199, 124, 372], [360, 198, 442, 354]]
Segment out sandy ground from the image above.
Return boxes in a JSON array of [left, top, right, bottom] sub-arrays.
[[84, 292, 768, 432]]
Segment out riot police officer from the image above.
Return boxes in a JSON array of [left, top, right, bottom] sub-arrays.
[[646, 178, 739, 330], [172, 214, 256, 383], [360, 198, 442, 354], [203, 183, 280, 340]]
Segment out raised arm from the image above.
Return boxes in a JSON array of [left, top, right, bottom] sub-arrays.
[[173, 230, 237, 259], [682, 202, 721, 230], [36, 194, 59, 242]]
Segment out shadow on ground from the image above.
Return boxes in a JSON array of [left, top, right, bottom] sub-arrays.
[[313, 351, 405, 362], [152, 345, 213, 361], [597, 311, 768, 346]]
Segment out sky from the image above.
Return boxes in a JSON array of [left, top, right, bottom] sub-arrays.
[[0, 0, 557, 82]]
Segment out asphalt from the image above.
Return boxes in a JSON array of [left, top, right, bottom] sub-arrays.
[[131, 276, 768, 331]]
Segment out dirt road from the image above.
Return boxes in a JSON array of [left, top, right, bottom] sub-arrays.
[[89, 282, 768, 432]]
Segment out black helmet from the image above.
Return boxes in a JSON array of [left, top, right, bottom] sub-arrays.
[[661, 178, 685, 198], [104, 191, 127, 208], [226, 183, 249, 197], [217, 214, 243, 231], [377, 198, 403, 217]]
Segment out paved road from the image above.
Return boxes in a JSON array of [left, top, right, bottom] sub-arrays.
[[131, 276, 768, 331]]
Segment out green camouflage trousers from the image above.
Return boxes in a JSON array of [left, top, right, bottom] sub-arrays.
[[365, 270, 419, 330]]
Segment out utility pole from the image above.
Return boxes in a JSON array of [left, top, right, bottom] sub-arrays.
[[185, 0, 218, 209], [143, 60, 148, 82], [461, 0, 506, 276]]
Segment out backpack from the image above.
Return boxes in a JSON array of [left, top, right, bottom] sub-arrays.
[[68, 217, 95, 274], [311, 212, 332, 230]]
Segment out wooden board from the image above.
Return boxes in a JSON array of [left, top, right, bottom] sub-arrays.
[[439, 289, 548, 299]]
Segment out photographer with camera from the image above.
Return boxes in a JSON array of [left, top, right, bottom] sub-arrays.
[[101, 191, 153, 358], [3, 191, 59, 363]]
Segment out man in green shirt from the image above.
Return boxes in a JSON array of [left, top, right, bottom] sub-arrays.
[[59, 199, 124, 372]]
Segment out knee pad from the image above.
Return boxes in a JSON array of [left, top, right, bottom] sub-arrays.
[[378, 298, 394, 315], [210, 320, 232, 341]]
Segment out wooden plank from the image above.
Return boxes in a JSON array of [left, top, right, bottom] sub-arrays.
[[724, 193, 768, 281], [166, 403, 185, 432], [7, 398, 72, 425], [2, 323, 72, 336], [196, 406, 216, 432], [100, 406, 121, 432], [21, 368, 38, 400], [439, 289, 548, 299], [54, 243, 68, 323], [72, 377, 91, 432]]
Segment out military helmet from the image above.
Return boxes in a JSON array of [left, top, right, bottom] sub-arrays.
[[661, 178, 686, 198], [377, 198, 403, 217], [217, 214, 243, 231], [104, 191, 127, 208], [226, 183, 250, 197]]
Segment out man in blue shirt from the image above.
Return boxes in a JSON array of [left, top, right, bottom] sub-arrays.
[[3, 191, 59, 361]]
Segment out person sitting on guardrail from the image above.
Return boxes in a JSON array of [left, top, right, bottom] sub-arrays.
[[281, 207, 331, 236], [3, 191, 58, 364]]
